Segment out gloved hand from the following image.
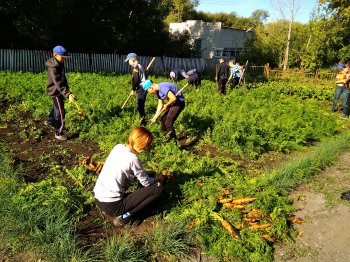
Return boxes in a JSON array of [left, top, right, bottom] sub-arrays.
[[68, 94, 75, 103]]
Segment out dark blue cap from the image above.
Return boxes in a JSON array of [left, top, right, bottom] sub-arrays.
[[53, 45, 70, 57]]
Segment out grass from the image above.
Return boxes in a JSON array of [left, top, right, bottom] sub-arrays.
[[263, 131, 350, 193], [0, 71, 348, 261]]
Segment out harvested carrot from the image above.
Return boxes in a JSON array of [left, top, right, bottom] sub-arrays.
[[262, 234, 276, 242], [243, 217, 256, 222], [188, 219, 196, 232], [250, 223, 271, 229], [247, 208, 262, 218], [210, 212, 240, 240], [95, 161, 105, 173], [217, 198, 233, 204], [80, 157, 104, 173], [231, 197, 256, 205], [223, 203, 245, 209], [288, 216, 305, 224]]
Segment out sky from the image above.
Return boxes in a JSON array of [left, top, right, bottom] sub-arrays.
[[195, 0, 319, 24]]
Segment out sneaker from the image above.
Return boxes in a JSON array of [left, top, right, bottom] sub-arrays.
[[55, 134, 67, 141], [340, 115, 349, 120], [113, 215, 128, 227]]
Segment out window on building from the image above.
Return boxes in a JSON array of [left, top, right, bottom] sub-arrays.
[[194, 39, 202, 50]]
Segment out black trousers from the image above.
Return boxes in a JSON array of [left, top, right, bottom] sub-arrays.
[[230, 77, 240, 89], [95, 182, 164, 218], [136, 88, 147, 118], [346, 91, 350, 116], [161, 101, 185, 140], [48, 95, 65, 135], [188, 73, 201, 88], [218, 78, 228, 94]]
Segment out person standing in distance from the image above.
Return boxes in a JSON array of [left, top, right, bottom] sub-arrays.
[[45, 45, 75, 141], [216, 57, 230, 95], [125, 53, 148, 125]]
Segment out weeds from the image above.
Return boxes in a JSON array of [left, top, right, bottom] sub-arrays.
[[0, 71, 348, 261]]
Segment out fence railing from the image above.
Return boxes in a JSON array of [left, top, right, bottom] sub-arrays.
[[0, 49, 217, 75], [0, 49, 337, 81]]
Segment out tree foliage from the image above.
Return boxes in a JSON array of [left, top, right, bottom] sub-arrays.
[[319, 0, 350, 61], [0, 0, 177, 55]]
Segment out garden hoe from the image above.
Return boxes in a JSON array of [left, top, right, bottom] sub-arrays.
[[73, 100, 84, 119], [119, 57, 156, 111]]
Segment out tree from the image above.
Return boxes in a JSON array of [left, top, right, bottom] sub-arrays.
[[165, 0, 199, 23], [272, 0, 301, 70], [250, 9, 270, 25], [0, 0, 172, 55], [319, 0, 350, 61]]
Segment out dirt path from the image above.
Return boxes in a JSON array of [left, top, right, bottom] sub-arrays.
[[274, 153, 350, 262]]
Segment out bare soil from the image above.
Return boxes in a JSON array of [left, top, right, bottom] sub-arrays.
[[274, 153, 350, 262], [3, 109, 350, 262]]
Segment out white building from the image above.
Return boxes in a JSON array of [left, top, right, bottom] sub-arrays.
[[169, 20, 253, 59]]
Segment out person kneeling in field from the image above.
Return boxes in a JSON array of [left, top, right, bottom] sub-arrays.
[[141, 80, 185, 141], [93, 127, 166, 227]]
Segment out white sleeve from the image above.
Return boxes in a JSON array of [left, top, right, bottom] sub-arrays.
[[131, 157, 155, 187]]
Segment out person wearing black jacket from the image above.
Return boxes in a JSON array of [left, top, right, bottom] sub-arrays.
[[45, 45, 75, 141], [170, 68, 202, 89], [125, 53, 147, 125], [186, 69, 202, 89], [170, 69, 187, 82], [216, 57, 230, 95]]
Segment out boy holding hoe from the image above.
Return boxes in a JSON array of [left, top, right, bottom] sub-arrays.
[[228, 59, 243, 89], [94, 126, 166, 227], [45, 45, 75, 141], [141, 80, 185, 142], [125, 53, 148, 125]]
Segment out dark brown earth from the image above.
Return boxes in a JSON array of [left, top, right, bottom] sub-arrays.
[[4, 109, 349, 262]]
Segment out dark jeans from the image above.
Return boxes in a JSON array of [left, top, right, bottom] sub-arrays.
[[95, 182, 164, 218], [230, 77, 240, 89], [188, 73, 201, 88], [136, 87, 147, 118], [346, 91, 350, 116], [48, 95, 65, 135], [161, 101, 185, 140], [218, 78, 228, 94], [332, 84, 348, 114]]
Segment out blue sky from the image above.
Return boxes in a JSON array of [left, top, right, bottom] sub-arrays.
[[195, 0, 319, 24]]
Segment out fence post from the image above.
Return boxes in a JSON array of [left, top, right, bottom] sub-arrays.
[[264, 63, 270, 81]]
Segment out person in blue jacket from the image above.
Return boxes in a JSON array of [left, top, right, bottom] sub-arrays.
[[142, 80, 185, 141]]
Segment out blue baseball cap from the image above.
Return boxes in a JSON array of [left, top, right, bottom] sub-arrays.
[[141, 80, 153, 91], [125, 53, 137, 62], [53, 45, 70, 57]]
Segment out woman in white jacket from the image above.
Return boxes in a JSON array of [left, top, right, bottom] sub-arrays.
[[94, 126, 166, 227]]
